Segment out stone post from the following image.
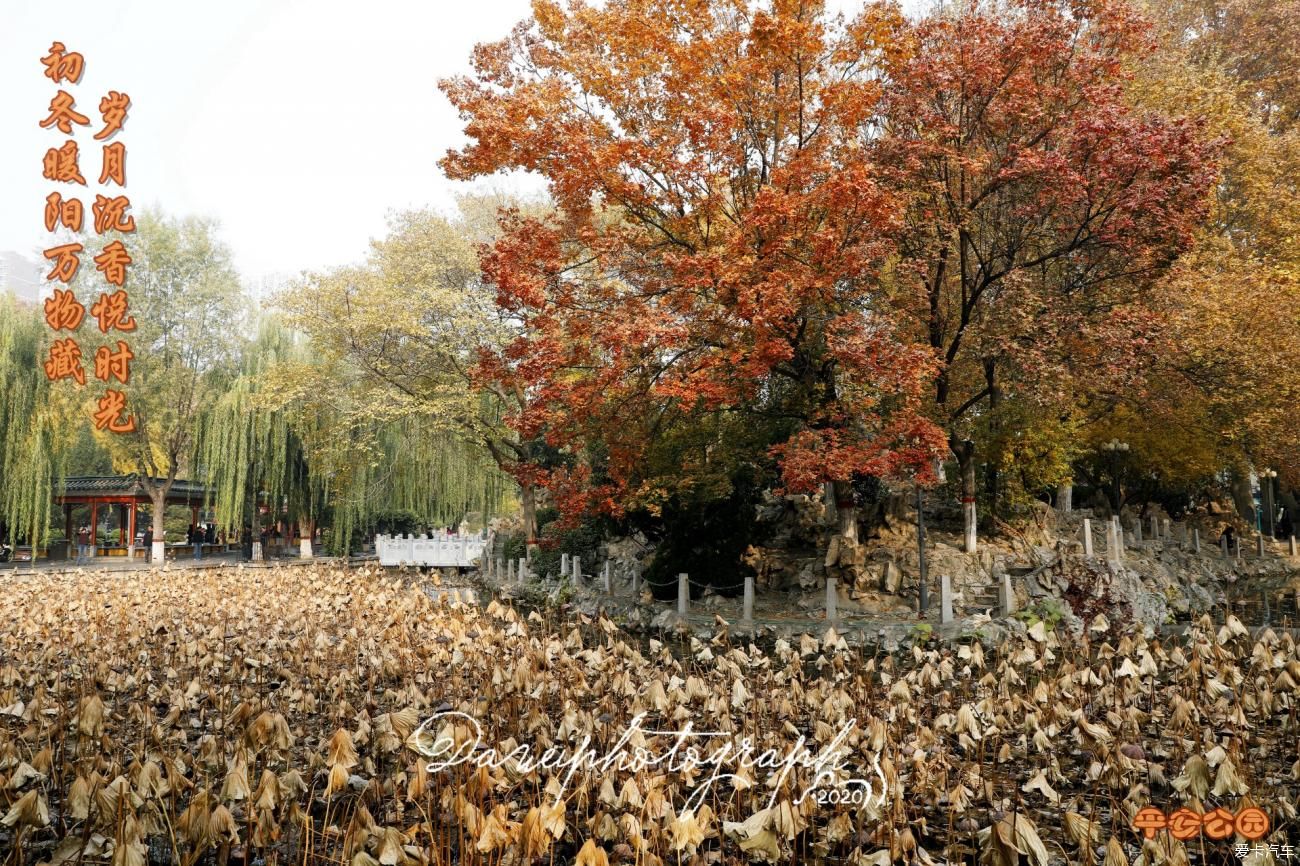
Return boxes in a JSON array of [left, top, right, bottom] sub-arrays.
[[631, 564, 640, 595], [1221, 534, 1230, 558], [1110, 516, 1124, 566], [999, 572, 1016, 616], [561, 553, 569, 575], [1192, 529, 1200, 553], [1290, 535, 1297, 557], [1082, 518, 1093, 558], [825, 578, 838, 623], [677, 573, 689, 616], [572, 555, 582, 583], [1257, 534, 1266, 557], [1107, 518, 1119, 567], [1150, 514, 1159, 541], [603, 561, 612, 594], [518, 557, 527, 584], [940, 573, 954, 624], [506, 559, 515, 581], [742, 576, 754, 625]]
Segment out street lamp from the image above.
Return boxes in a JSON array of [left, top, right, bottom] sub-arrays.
[[1262, 468, 1278, 539], [1101, 439, 1129, 514]]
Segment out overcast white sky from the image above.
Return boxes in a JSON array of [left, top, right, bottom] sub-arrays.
[[1, 0, 917, 287]]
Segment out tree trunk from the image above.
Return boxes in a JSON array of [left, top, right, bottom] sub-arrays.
[[985, 464, 999, 522], [1278, 486, 1299, 536], [1056, 482, 1072, 513], [1228, 469, 1255, 526], [250, 492, 263, 562], [299, 518, 314, 558], [150, 488, 167, 564], [983, 359, 1001, 519], [832, 478, 858, 545], [521, 483, 539, 558], [953, 439, 977, 553]]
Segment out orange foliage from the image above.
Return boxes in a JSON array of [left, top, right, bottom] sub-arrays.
[[446, 0, 945, 513]]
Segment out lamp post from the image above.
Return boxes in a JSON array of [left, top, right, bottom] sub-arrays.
[[1101, 439, 1129, 515], [1262, 468, 1278, 539]]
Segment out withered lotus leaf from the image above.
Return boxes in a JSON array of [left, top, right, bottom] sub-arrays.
[[0, 564, 1293, 863]]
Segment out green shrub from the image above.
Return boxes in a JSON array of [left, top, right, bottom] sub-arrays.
[[494, 507, 610, 579], [499, 531, 528, 563], [531, 508, 608, 578], [632, 465, 763, 600], [1013, 597, 1068, 631], [371, 509, 423, 536]]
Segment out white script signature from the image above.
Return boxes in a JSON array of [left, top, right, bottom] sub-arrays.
[[408, 711, 886, 813]]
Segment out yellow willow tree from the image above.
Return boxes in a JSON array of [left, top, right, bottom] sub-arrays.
[[0, 292, 69, 551], [192, 315, 327, 558], [195, 313, 514, 556], [274, 202, 525, 543]]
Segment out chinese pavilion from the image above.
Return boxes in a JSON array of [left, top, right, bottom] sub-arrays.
[[55, 475, 211, 558]]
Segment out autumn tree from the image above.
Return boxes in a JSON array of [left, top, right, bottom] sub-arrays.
[[1151, 0, 1300, 134], [81, 211, 246, 561], [0, 292, 68, 550], [275, 204, 523, 541], [878, 0, 1217, 550], [442, 0, 948, 544], [1100, 0, 1300, 523], [192, 315, 328, 558]]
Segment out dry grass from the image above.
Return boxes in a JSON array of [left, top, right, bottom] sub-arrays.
[[0, 565, 1295, 865]]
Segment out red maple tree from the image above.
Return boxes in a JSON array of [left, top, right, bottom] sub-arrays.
[[446, 0, 948, 536], [878, 0, 1219, 550], [445, 0, 1217, 545]]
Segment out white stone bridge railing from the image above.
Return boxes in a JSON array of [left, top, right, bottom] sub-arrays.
[[375, 531, 487, 568]]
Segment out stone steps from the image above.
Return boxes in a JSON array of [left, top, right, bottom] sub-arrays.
[[967, 583, 1000, 609]]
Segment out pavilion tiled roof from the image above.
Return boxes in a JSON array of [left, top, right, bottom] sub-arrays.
[[57, 475, 210, 501]]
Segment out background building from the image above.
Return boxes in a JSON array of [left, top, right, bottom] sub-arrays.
[[0, 250, 44, 306]]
